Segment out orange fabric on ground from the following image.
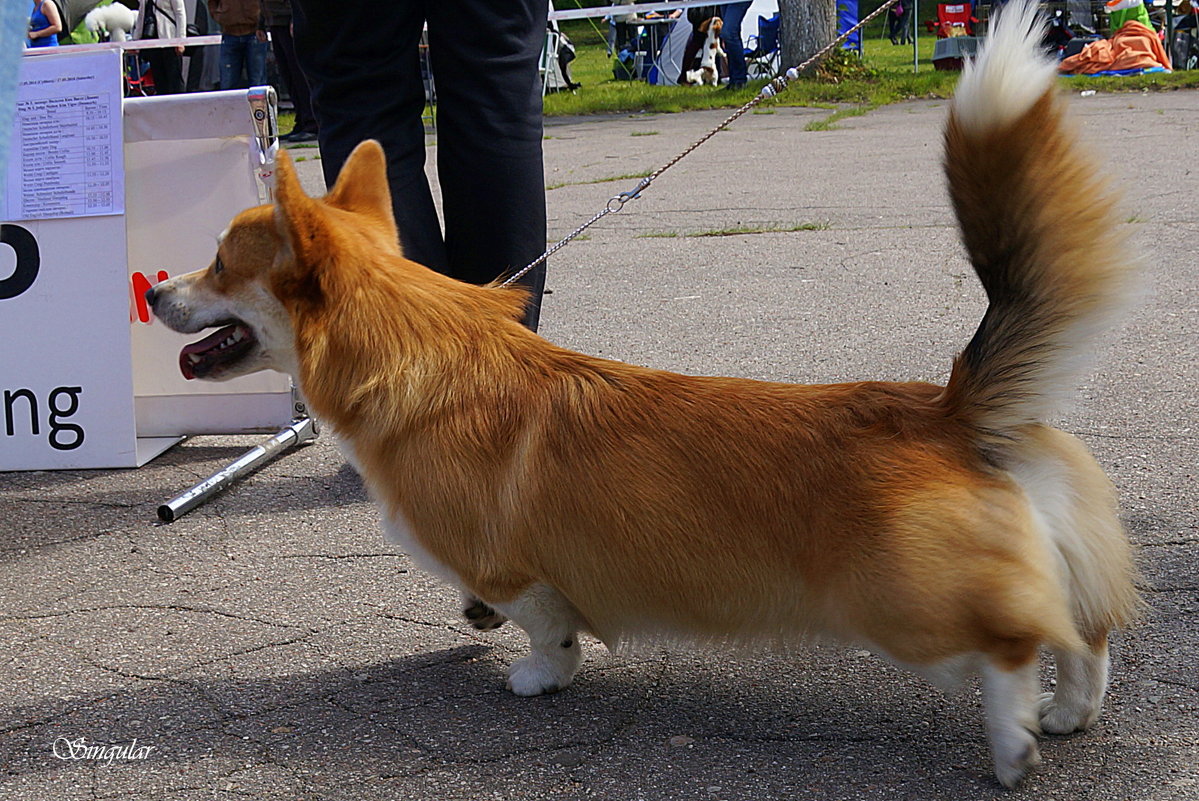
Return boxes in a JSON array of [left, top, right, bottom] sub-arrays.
[[1059, 20, 1172, 74]]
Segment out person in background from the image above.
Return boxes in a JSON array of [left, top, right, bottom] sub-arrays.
[[291, 0, 549, 331], [135, 0, 188, 94], [261, 0, 317, 142], [26, 0, 62, 48], [719, 1, 751, 89], [888, 0, 913, 45], [609, 0, 637, 55], [209, 0, 267, 90], [680, 5, 720, 83]]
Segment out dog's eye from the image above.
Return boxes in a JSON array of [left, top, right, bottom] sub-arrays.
[[213, 256, 224, 275]]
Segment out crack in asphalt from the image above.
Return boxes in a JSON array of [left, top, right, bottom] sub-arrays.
[[277, 553, 407, 561], [0, 604, 305, 631]]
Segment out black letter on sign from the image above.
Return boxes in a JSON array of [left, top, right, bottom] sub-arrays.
[[48, 386, 85, 451], [0, 224, 40, 300]]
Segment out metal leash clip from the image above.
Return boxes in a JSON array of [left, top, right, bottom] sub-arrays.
[[607, 176, 653, 212]]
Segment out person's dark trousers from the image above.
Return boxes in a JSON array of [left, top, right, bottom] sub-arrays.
[[681, 19, 712, 78], [720, 2, 751, 86], [145, 48, 185, 94], [268, 23, 318, 134], [890, 5, 913, 44], [292, 0, 549, 331]]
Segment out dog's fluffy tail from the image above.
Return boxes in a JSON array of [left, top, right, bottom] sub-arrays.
[[940, 0, 1136, 447]]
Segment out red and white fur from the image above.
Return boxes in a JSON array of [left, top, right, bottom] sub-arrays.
[[685, 16, 725, 86], [145, 0, 1139, 789]]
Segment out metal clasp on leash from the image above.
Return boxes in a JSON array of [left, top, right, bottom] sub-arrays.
[[607, 176, 653, 213]]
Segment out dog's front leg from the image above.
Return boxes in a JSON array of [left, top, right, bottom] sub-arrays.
[[492, 584, 585, 696]]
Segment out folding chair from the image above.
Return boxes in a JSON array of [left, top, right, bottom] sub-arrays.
[[925, 3, 979, 37], [745, 13, 781, 80]]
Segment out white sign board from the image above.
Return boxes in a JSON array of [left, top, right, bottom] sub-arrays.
[[1, 214, 140, 469], [124, 91, 291, 438], [1, 50, 293, 471]]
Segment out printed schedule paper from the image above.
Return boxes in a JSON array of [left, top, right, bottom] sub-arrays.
[[2, 49, 124, 221]]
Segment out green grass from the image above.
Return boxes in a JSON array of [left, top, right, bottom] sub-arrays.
[[270, 19, 1199, 135], [547, 170, 653, 190], [543, 21, 1199, 118], [804, 103, 879, 131], [638, 222, 831, 238]]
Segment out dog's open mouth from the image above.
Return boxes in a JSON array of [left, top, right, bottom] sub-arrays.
[[179, 322, 256, 380]]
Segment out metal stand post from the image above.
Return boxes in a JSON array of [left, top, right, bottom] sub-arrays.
[[157, 387, 319, 523], [157, 415, 319, 523]]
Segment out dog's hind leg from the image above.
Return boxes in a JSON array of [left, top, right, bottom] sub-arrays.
[[1038, 634, 1109, 734], [982, 657, 1043, 789], [461, 592, 508, 631], [492, 584, 585, 696]]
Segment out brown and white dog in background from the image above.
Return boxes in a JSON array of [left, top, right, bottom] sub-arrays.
[[685, 16, 725, 86], [146, 0, 1139, 788]]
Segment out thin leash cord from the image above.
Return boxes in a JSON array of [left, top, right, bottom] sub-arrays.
[[502, 0, 902, 288]]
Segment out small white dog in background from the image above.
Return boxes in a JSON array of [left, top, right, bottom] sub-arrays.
[[84, 3, 138, 42], [685, 16, 724, 86]]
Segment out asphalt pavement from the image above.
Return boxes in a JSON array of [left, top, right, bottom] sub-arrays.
[[1, 90, 1196, 800]]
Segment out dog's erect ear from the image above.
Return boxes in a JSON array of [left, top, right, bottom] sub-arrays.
[[273, 148, 334, 305], [325, 140, 399, 248]]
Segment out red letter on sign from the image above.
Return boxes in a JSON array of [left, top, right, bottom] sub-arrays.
[[130, 270, 170, 324]]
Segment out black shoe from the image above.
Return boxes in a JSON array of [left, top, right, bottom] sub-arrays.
[[724, 81, 746, 91], [281, 130, 318, 144]]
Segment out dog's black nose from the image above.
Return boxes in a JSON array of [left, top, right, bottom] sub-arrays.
[[144, 285, 158, 307]]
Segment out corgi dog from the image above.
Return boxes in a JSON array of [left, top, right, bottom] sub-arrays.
[[685, 16, 724, 86], [146, 2, 1138, 788]]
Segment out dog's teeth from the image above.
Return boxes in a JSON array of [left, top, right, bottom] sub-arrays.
[[188, 353, 201, 364], [232, 328, 244, 343]]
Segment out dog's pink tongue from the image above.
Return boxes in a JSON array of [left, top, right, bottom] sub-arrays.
[[179, 324, 242, 380]]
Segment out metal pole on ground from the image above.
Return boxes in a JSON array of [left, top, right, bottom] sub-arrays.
[[157, 413, 319, 523]]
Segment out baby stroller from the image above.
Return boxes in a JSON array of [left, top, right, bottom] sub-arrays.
[[745, 13, 781, 80]]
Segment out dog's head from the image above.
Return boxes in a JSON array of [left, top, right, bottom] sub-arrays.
[[146, 140, 400, 382]]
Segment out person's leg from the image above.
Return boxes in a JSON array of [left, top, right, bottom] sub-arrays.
[[720, 2, 751, 86], [219, 35, 244, 90], [147, 47, 185, 95], [292, 0, 447, 273], [426, 0, 548, 329], [246, 36, 269, 87], [270, 24, 318, 134]]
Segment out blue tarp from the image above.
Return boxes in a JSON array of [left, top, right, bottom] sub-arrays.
[[838, 0, 860, 51]]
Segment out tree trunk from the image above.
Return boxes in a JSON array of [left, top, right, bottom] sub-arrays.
[[777, 0, 839, 75]]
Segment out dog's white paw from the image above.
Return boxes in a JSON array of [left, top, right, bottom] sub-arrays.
[[1037, 691, 1096, 735], [506, 655, 571, 697], [993, 728, 1041, 790]]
